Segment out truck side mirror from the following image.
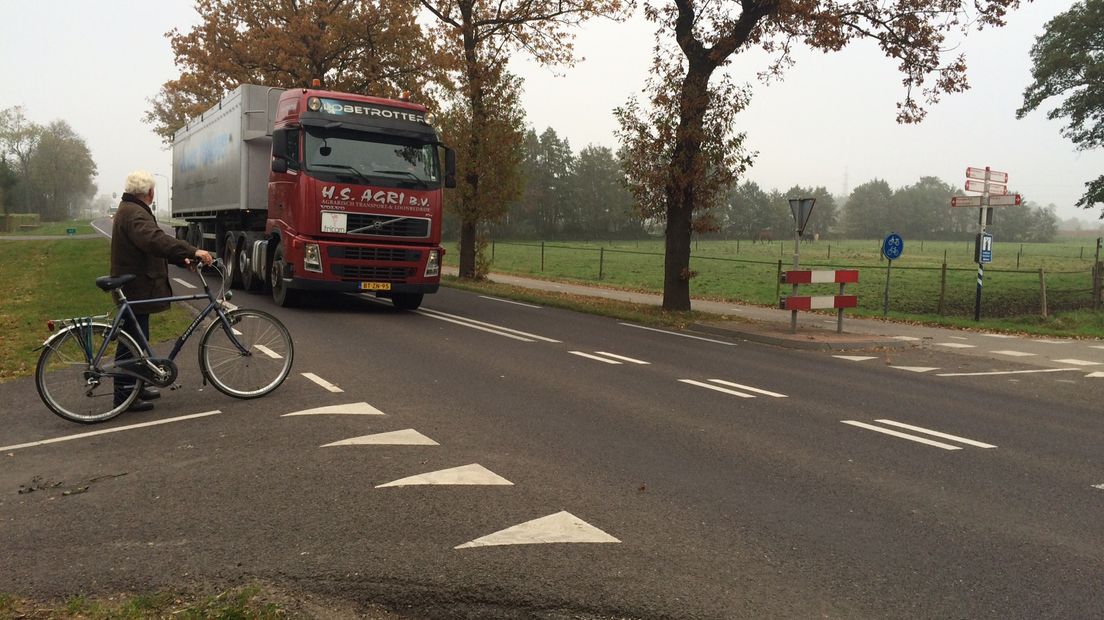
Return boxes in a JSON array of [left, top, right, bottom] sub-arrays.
[[271, 129, 288, 160], [444, 147, 457, 189], [271, 158, 288, 174]]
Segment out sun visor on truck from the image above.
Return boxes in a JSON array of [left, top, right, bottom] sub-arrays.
[[299, 99, 437, 140]]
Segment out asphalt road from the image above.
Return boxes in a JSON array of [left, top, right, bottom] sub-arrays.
[[3, 257, 1104, 618]]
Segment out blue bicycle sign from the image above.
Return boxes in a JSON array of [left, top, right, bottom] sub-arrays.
[[882, 233, 904, 261]]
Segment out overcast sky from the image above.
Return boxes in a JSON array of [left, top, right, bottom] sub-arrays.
[[1, 1, 1101, 223]]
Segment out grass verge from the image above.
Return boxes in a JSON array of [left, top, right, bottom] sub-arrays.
[[0, 219, 96, 236], [0, 585, 284, 619], [0, 239, 197, 381]]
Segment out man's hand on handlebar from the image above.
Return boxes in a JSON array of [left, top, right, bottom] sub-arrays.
[[184, 249, 215, 271]]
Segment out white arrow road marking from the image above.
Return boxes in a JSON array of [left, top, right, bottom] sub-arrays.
[[935, 342, 976, 349], [569, 351, 621, 364], [282, 402, 386, 416], [0, 411, 221, 452], [172, 277, 196, 289], [992, 350, 1035, 357], [376, 464, 513, 488], [874, 419, 996, 448], [678, 379, 754, 398], [708, 379, 786, 397], [479, 295, 541, 308], [841, 421, 962, 450], [1054, 359, 1102, 366], [1093, 483, 1104, 490], [302, 372, 344, 392], [455, 511, 620, 549], [322, 429, 438, 447], [253, 344, 282, 359], [833, 355, 877, 362], [892, 366, 939, 373], [619, 322, 737, 346], [937, 368, 1080, 377], [416, 308, 559, 342], [1086, 372, 1104, 378]]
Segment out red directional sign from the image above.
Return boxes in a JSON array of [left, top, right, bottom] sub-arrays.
[[988, 193, 1022, 207], [952, 195, 983, 208], [988, 170, 1009, 184], [965, 180, 987, 193], [987, 183, 1008, 195], [966, 167, 1009, 184], [966, 167, 988, 181]]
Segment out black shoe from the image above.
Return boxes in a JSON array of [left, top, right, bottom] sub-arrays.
[[127, 400, 155, 413], [139, 387, 161, 401]]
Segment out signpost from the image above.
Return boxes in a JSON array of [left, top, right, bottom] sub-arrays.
[[787, 197, 816, 333], [881, 233, 903, 316], [953, 166, 1014, 321]]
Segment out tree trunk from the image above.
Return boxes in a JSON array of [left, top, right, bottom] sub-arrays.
[[662, 63, 712, 311], [457, 4, 483, 280], [459, 218, 477, 278]]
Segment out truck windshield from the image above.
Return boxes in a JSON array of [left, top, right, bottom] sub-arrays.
[[304, 128, 439, 187]]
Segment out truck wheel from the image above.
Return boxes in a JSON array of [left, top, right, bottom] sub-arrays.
[[224, 234, 244, 289], [270, 244, 300, 307], [391, 293, 423, 311], [239, 243, 260, 292]]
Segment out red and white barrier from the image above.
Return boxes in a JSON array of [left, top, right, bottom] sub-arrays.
[[779, 269, 860, 333], [781, 269, 859, 284], [779, 295, 858, 311]]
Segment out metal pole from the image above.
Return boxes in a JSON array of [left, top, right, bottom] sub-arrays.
[[775, 259, 782, 304], [837, 281, 845, 334], [974, 167, 990, 322], [938, 262, 947, 316], [599, 247, 604, 280], [541, 241, 545, 271], [791, 228, 799, 333], [883, 259, 892, 316]]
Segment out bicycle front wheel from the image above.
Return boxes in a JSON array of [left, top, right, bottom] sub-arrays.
[[35, 323, 144, 424], [199, 309, 294, 398]]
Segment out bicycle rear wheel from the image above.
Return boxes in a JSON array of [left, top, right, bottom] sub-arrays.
[[199, 309, 294, 398], [35, 323, 144, 424]]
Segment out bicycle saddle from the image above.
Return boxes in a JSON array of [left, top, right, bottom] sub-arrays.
[[95, 274, 136, 291]]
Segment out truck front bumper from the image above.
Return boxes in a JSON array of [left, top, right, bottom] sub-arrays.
[[284, 277, 439, 294]]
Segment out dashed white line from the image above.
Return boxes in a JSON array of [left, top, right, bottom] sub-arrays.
[[302, 372, 344, 392], [619, 322, 737, 346], [679, 379, 754, 398], [254, 344, 282, 359], [874, 419, 996, 448], [594, 351, 649, 364], [1054, 359, 1102, 366], [570, 351, 621, 364], [0, 411, 221, 452], [949, 336, 969, 340], [417, 308, 559, 342], [982, 334, 1019, 339], [708, 379, 787, 397], [1087, 372, 1104, 378], [842, 420, 962, 450], [891, 336, 921, 341], [934, 342, 976, 349], [1035, 339, 1071, 344], [992, 350, 1035, 357], [172, 277, 196, 289]]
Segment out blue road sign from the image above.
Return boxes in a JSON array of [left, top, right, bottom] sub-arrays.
[[977, 232, 993, 263], [882, 233, 904, 261]]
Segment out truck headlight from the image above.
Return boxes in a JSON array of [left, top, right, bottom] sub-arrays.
[[304, 243, 322, 273], [424, 249, 440, 277]]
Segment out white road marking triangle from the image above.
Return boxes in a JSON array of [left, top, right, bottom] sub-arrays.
[[892, 366, 939, 373], [322, 429, 438, 447], [282, 402, 386, 416], [1087, 372, 1104, 378], [376, 464, 513, 488], [455, 511, 620, 549], [934, 342, 975, 348], [833, 355, 876, 362]]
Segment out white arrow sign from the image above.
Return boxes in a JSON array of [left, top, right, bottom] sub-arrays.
[[987, 183, 1009, 195], [988, 194, 1022, 207], [951, 195, 983, 208], [988, 170, 1009, 183]]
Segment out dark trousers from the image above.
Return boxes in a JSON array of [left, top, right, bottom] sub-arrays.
[[113, 312, 150, 406]]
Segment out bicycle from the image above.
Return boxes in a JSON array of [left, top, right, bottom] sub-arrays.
[[35, 260, 294, 424]]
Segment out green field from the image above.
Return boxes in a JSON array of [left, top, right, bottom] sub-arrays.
[[0, 238, 195, 381], [445, 237, 1104, 321], [0, 218, 97, 236]]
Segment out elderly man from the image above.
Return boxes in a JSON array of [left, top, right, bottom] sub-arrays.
[[112, 170, 213, 412]]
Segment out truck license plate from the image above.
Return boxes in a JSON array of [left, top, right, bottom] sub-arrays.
[[360, 282, 391, 291]]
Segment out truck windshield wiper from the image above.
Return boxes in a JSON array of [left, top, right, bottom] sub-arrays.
[[312, 163, 372, 185], [372, 170, 429, 188]]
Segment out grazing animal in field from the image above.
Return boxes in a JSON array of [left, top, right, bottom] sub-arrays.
[[755, 229, 772, 244]]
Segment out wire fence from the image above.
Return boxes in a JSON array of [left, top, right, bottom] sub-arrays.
[[480, 239, 1104, 318]]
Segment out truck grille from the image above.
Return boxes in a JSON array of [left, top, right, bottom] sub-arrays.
[[344, 214, 430, 238], [333, 265, 415, 281], [328, 247, 421, 262]]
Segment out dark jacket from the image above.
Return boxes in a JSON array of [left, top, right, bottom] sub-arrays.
[[110, 194, 198, 313]]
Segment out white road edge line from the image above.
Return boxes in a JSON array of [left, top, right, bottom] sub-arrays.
[[172, 277, 196, 289], [91, 220, 112, 237], [841, 420, 961, 450], [595, 352, 650, 364], [874, 419, 996, 448], [936, 368, 1081, 377], [0, 411, 222, 452], [619, 322, 737, 346], [418, 308, 559, 342], [570, 351, 621, 364], [479, 295, 541, 308], [302, 372, 344, 392], [679, 379, 754, 398], [415, 310, 533, 342], [708, 379, 786, 398]]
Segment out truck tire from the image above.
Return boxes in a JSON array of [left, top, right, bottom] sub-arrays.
[[390, 293, 423, 311], [224, 234, 244, 289], [270, 244, 300, 307]]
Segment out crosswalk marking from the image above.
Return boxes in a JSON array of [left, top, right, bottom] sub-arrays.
[[707, 379, 786, 398]]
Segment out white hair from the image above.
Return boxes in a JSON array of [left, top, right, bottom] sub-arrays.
[[124, 170, 155, 195]]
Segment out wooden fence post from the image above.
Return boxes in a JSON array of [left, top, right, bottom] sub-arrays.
[[541, 242, 545, 272], [938, 262, 948, 316], [775, 260, 782, 302], [1039, 267, 1048, 318], [599, 247, 604, 280]]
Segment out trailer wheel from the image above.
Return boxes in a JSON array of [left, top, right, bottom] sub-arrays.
[[270, 244, 300, 307], [224, 234, 244, 289]]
